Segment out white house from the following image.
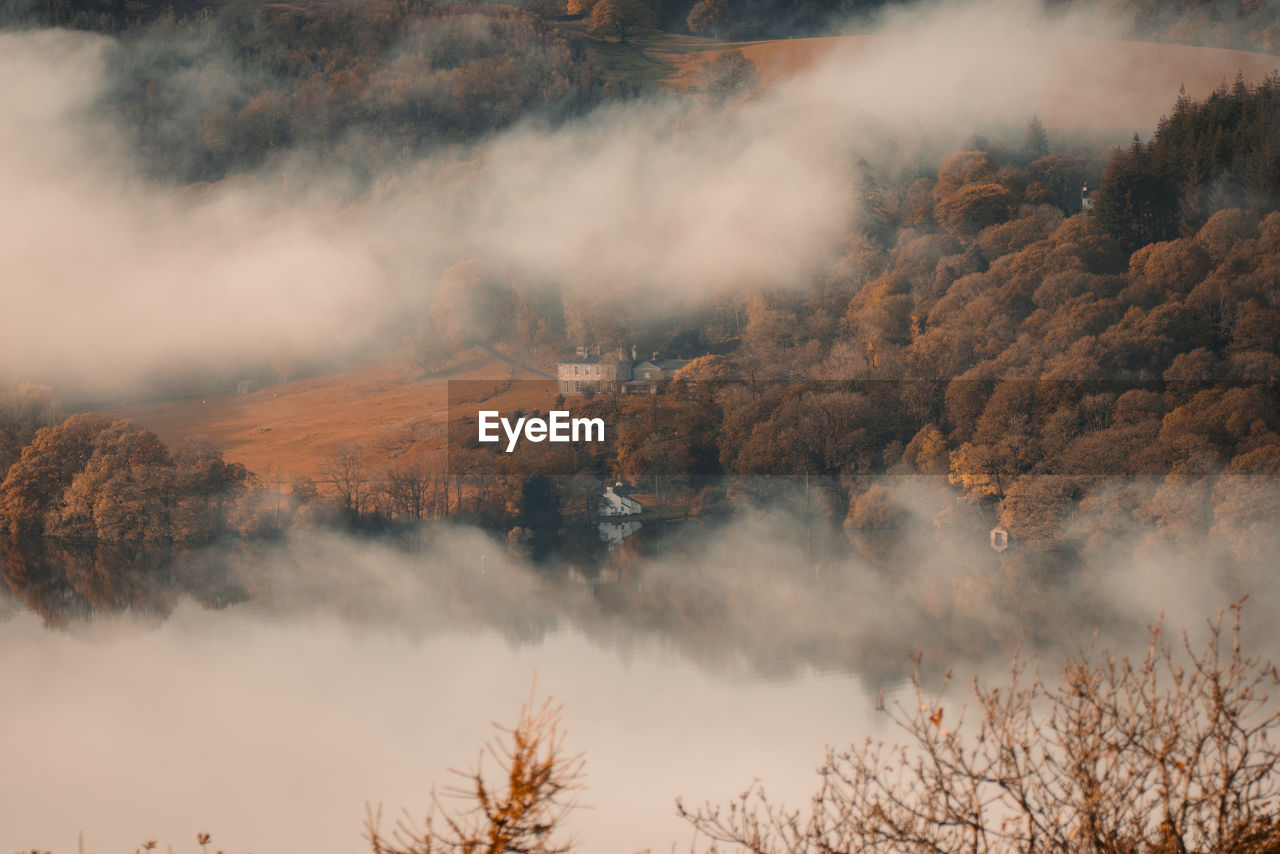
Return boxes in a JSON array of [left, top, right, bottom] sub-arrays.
[[557, 346, 631, 396], [558, 346, 694, 396], [990, 525, 1009, 552], [620, 355, 692, 394], [599, 484, 642, 517]]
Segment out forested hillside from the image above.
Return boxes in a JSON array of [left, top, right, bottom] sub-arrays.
[[1097, 75, 1280, 246], [432, 78, 1280, 568], [2, 14, 1278, 629], [5, 0, 1276, 184], [16, 0, 1278, 50], [7, 0, 629, 182]]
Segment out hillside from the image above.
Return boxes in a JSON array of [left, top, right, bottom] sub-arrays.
[[94, 30, 1279, 486], [105, 351, 553, 483], [648, 31, 1279, 130]]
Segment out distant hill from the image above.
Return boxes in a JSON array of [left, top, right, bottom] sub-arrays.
[[650, 31, 1279, 131]]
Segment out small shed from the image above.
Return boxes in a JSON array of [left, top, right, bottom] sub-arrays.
[[236, 379, 255, 395], [990, 525, 1009, 552]]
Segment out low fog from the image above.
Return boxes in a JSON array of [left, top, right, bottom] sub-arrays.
[[222, 475, 1280, 678], [5, 472, 1279, 851], [1, 599, 876, 854], [6, 3, 1280, 847], [5, 0, 1270, 394]]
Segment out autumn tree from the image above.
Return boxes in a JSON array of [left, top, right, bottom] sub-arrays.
[[0, 384, 63, 476], [172, 440, 249, 541], [687, 0, 732, 36], [366, 692, 584, 854], [580, 0, 656, 44], [45, 420, 178, 544], [0, 413, 114, 540], [998, 474, 1080, 548], [933, 150, 996, 199], [902, 424, 949, 475], [935, 182, 1017, 240], [701, 50, 757, 100]]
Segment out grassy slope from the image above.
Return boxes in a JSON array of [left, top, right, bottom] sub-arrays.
[[608, 24, 1278, 130], [107, 351, 554, 482]]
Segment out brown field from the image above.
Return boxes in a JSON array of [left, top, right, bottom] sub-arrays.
[[107, 351, 555, 483], [655, 32, 1279, 130]]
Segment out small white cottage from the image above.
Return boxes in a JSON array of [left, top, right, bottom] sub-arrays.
[[990, 525, 1009, 552], [599, 484, 642, 517]]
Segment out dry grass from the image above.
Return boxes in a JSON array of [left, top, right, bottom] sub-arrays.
[[652, 31, 1279, 130], [105, 350, 553, 482]]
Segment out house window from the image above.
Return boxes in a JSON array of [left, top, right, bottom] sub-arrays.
[[595, 366, 600, 376], [574, 365, 579, 375], [574, 381, 580, 393]]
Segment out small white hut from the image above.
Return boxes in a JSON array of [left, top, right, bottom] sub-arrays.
[[599, 484, 642, 517], [990, 525, 1009, 552]]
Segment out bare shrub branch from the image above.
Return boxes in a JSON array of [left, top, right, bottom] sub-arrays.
[[681, 600, 1280, 853]]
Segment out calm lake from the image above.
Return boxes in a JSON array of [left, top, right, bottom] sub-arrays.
[[1, 598, 882, 854], [4, 502, 1247, 854]]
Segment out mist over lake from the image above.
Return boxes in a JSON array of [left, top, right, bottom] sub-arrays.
[[5, 0, 1280, 845], [2, 594, 878, 854]]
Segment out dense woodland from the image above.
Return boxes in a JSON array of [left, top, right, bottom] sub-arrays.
[[431, 77, 1280, 565], [10, 0, 1280, 48], [8, 0, 631, 182], [4, 0, 1278, 181]]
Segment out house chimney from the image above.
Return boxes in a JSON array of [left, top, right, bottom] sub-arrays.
[[631, 344, 637, 361], [652, 351, 659, 360]]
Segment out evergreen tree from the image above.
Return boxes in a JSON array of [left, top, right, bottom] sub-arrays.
[[1022, 113, 1049, 161]]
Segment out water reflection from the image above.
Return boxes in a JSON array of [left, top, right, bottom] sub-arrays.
[[1, 603, 878, 854], [598, 518, 641, 547], [0, 537, 248, 627], [0, 510, 1200, 691], [5, 488, 1272, 705], [5, 499, 1275, 852]]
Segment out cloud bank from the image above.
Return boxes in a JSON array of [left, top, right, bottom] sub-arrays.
[[9, 0, 1254, 394]]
